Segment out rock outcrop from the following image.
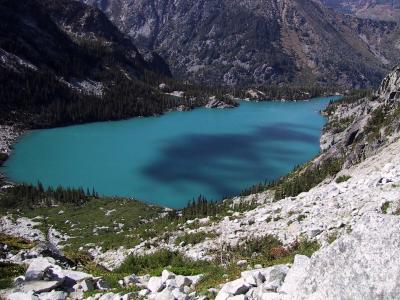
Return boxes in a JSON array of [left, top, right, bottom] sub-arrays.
[[205, 98, 235, 109], [320, 65, 400, 167], [215, 212, 400, 299]]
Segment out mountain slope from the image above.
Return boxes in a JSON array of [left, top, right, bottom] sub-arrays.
[[321, 0, 400, 22], [0, 0, 175, 128], [82, 0, 400, 87]]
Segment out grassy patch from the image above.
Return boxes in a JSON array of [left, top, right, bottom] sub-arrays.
[[0, 195, 171, 252], [175, 231, 217, 246], [0, 233, 34, 252], [336, 175, 351, 184], [0, 262, 26, 289]]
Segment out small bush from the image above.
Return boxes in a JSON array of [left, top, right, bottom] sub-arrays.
[[336, 175, 351, 183], [175, 231, 216, 246], [381, 202, 390, 214], [0, 262, 26, 289], [297, 214, 306, 222], [116, 250, 213, 276]]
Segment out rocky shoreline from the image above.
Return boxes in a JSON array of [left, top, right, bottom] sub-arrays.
[[0, 125, 24, 184]]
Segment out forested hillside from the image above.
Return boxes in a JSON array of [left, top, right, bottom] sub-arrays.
[[0, 0, 179, 128]]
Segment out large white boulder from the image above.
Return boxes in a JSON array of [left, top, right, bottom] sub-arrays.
[[219, 278, 251, 296], [288, 213, 400, 299], [149, 288, 175, 300], [38, 291, 67, 300], [147, 276, 165, 293], [16, 280, 62, 294], [7, 291, 38, 300], [24, 258, 54, 281], [241, 270, 264, 286], [278, 255, 310, 295]]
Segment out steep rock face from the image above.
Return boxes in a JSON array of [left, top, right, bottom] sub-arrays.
[[321, 0, 400, 22], [82, 0, 400, 87], [320, 65, 400, 167]]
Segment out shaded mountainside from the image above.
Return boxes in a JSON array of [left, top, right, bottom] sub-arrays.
[[0, 0, 179, 128], [321, 0, 400, 22], [82, 0, 400, 87]]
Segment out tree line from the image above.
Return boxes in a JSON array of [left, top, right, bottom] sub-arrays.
[[0, 183, 97, 209]]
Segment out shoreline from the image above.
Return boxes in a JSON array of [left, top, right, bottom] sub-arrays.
[[0, 125, 24, 185], [0, 95, 337, 195]]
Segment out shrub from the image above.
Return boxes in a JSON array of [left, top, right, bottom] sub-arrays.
[[175, 231, 217, 246], [381, 202, 390, 214], [336, 175, 351, 183], [0, 262, 26, 289], [297, 214, 306, 222]]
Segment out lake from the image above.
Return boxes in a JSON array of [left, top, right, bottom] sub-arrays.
[[2, 97, 339, 208]]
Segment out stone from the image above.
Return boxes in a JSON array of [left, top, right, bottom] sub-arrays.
[[241, 270, 265, 286], [62, 270, 92, 282], [24, 258, 53, 281], [14, 275, 25, 285], [138, 289, 150, 297], [259, 292, 285, 300], [67, 290, 84, 300], [123, 274, 139, 285], [175, 275, 192, 288], [220, 278, 251, 295], [121, 293, 135, 300], [278, 255, 310, 295], [171, 288, 189, 300], [98, 293, 117, 300], [74, 278, 94, 292], [7, 292, 39, 300], [149, 288, 175, 300], [17, 280, 62, 294], [38, 291, 67, 300], [215, 290, 231, 300], [227, 295, 248, 300], [161, 270, 175, 282], [165, 279, 178, 289], [259, 265, 289, 291], [186, 274, 203, 286], [147, 276, 164, 293], [96, 279, 110, 290], [236, 260, 247, 268]]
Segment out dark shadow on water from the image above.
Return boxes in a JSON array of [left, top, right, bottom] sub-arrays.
[[141, 123, 319, 197]]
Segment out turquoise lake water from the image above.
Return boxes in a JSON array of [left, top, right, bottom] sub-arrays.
[[2, 97, 339, 208]]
